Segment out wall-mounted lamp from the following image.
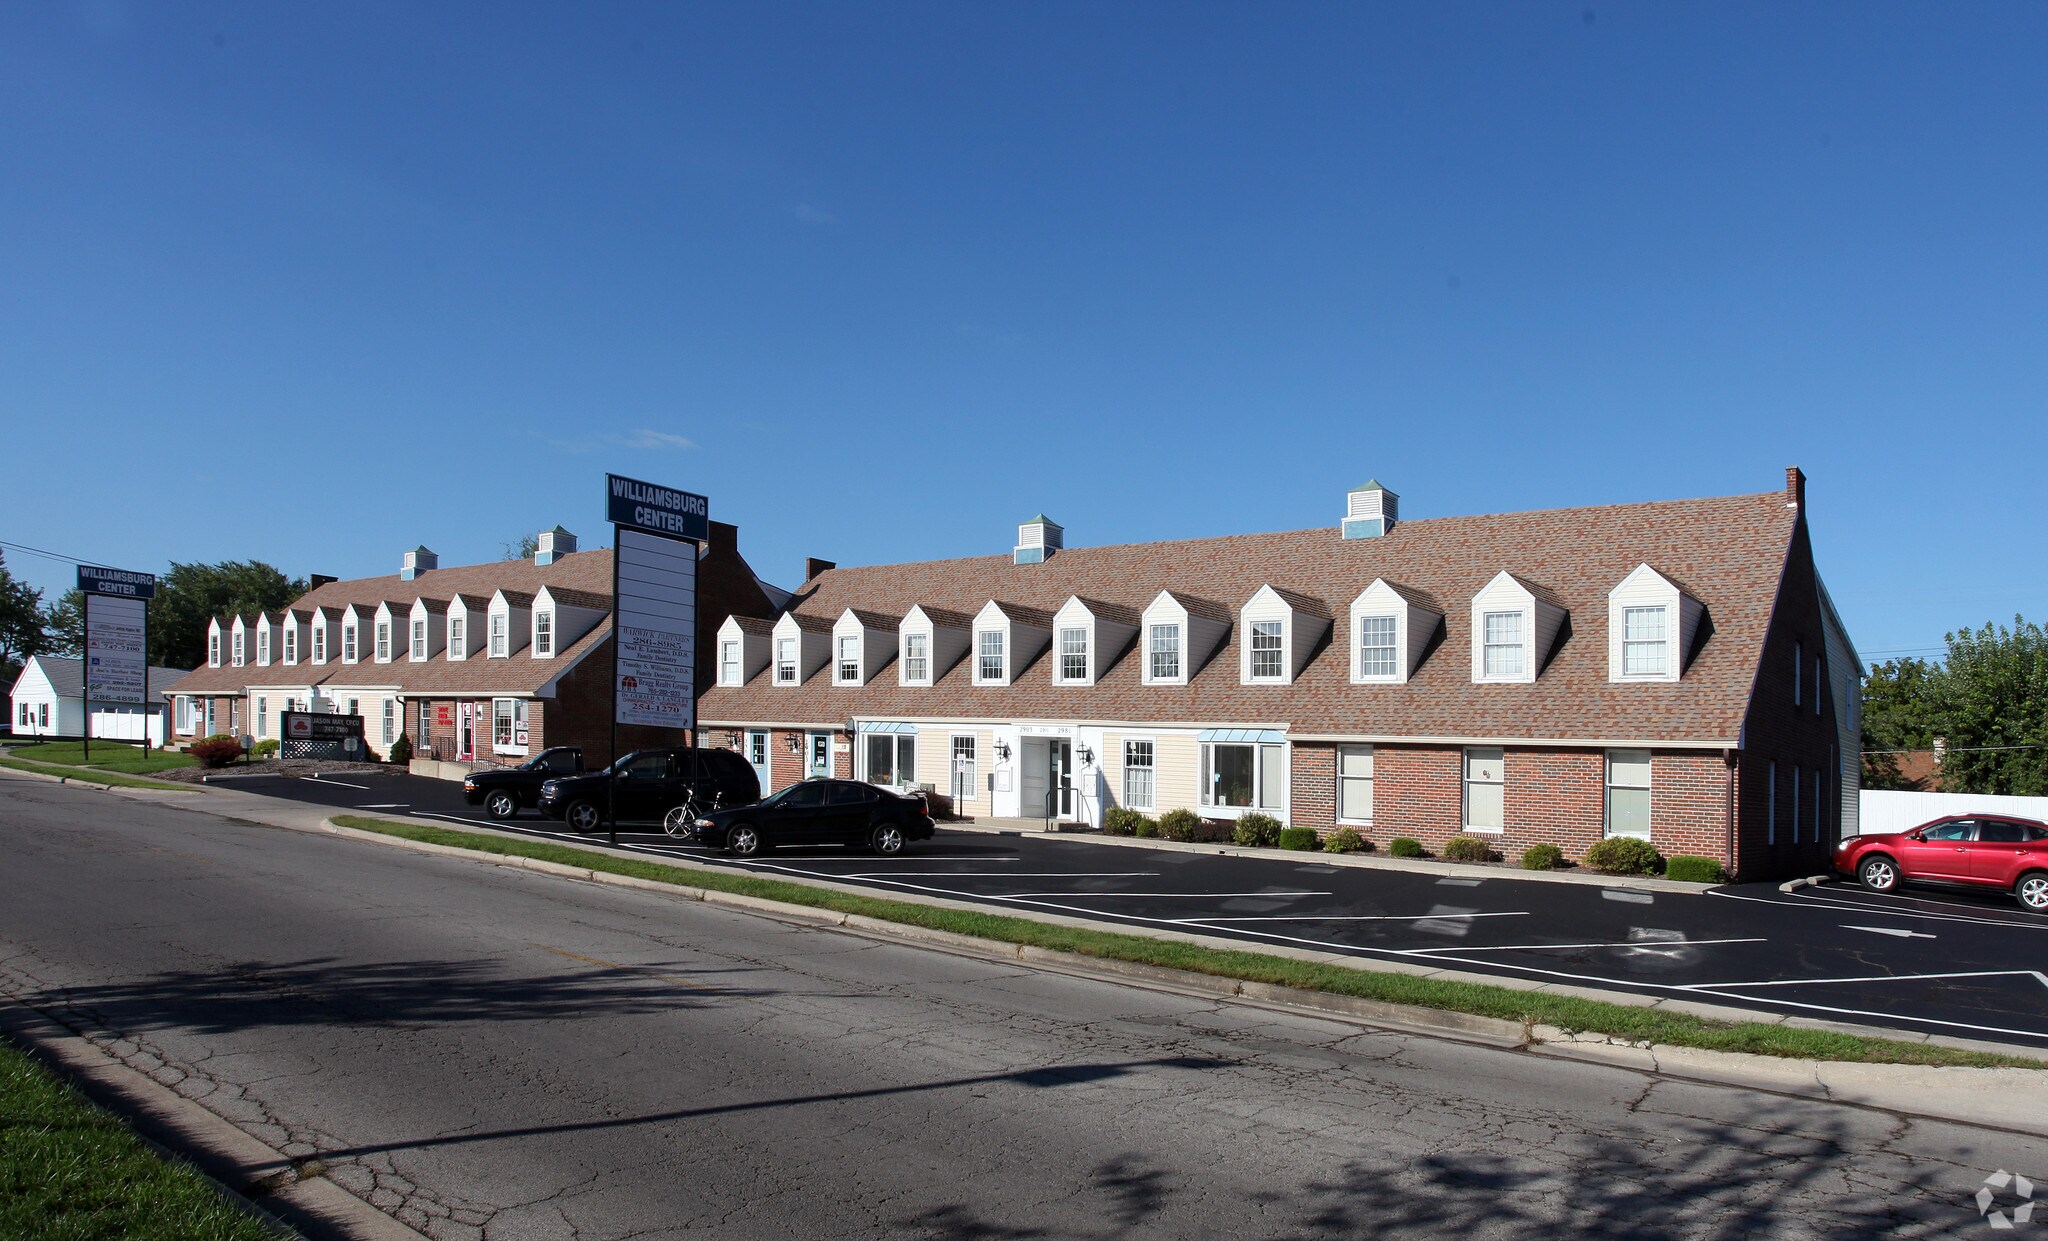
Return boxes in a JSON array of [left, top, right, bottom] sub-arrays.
[[786, 734, 802, 753], [996, 741, 1012, 761], [1077, 744, 1094, 766]]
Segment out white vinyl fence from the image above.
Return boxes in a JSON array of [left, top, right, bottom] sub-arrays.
[[1858, 789, 2048, 835]]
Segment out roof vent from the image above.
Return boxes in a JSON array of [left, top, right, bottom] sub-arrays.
[[535, 526, 577, 566], [1342, 480, 1398, 539], [400, 546, 439, 580], [1015, 515, 1063, 565]]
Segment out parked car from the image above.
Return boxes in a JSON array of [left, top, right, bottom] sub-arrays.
[[693, 778, 936, 857], [1834, 814, 2048, 911], [537, 747, 761, 835], [463, 746, 585, 819]]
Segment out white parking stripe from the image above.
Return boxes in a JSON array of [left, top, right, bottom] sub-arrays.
[[303, 776, 370, 790], [840, 871, 1137, 880], [1710, 887, 2048, 930], [1686, 968, 2048, 992], [1185, 911, 1529, 924], [994, 891, 1329, 899], [1407, 937, 1767, 955]]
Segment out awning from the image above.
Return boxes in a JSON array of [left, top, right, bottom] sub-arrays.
[[1197, 728, 1286, 745], [856, 720, 918, 734]]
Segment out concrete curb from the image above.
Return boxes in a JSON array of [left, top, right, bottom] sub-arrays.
[[0, 758, 205, 795], [0, 1001, 430, 1241]]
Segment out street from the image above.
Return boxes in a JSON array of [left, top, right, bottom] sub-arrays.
[[3, 771, 2043, 1239]]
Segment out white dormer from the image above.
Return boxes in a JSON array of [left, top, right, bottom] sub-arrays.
[[230, 616, 248, 667], [487, 590, 533, 659], [715, 615, 774, 687], [1013, 515, 1064, 565], [898, 605, 974, 686], [255, 614, 274, 666], [445, 595, 487, 661], [971, 601, 1054, 686], [1238, 585, 1331, 686], [1470, 571, 1567, 684], [408, 598, 445, 662], [1051, 596, 1140, 686], [1608, 564, 1704, 683], [532, 586, 606, 660], [1348, 579, 1442, 684], [771, 613, 834, 684], [1341, 479, 1400, 539], [280, 612, 303, 665], [309, 608, 336, 664], [373, 602, 402, 663], [207, 618, 224, 667], [1139, 590, 1232, 685], [832, 609, 899, 686], [340, 605, 366, 664]]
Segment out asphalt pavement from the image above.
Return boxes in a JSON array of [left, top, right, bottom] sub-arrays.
[[4, 771, 2043, 1240], [220, 768, 2048, 1048]]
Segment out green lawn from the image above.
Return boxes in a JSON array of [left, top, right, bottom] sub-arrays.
[[335, 815, 2048, 1071], [0, 1038, 281, 1241], [7, 742, 195, 775]]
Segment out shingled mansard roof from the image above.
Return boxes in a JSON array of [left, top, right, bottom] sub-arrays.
[[699, 489, 1803, 745]]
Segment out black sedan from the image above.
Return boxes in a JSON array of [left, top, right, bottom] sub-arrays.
[[694, 779, 936, 857]]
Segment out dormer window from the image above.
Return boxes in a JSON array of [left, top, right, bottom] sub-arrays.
[[836, 636, 860, 685], [976, 631, 1005, 683], [257, 631, 270, 665], [776, 637, 797, 684], [1470, 571, 1563, 685], [1622, 607, 1668, 677], [1606, 565, 1700, 684], [1058, 627, 1088, 683], [534, 610, 554, 657], [1249, 621, 1284, 680], [904, 634, 929, 683], [231, 631, 245, 667], [342, 621, 359, 663], [411, 618, 428, 660], [1149, 625, 1181, 681], [1481, 611, 1524, 678], [283, 627, 297, 664], [720, 640, 741, 686], [375, 620, 392, 662], [489, 614, 507, 658], [312, 625, 326, 664], [448, 614, 466, 659], [210, 630, 221, 666], [1237, 585, 1330, 687], [1356, 616, 1398, 679]]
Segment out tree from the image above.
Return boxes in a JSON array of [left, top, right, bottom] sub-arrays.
[[503, 532, 540, 561], [1859, 656, 1941, 790], [42, 588, 84, 658], [148, 561, 308, 670], [0, 552, 49, 687], [1935, 616, 2048, 796]]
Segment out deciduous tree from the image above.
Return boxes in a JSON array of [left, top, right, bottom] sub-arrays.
[[149, 561, 307, 671], [0, 553, 49, 687]]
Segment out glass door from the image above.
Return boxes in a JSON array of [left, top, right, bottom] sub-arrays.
[[1050, 740, 1073, 817]]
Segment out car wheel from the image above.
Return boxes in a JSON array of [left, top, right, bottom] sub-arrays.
[[564, 800, 602, 834], [662, 803, 699, 838], [726, 823, 763, 858], [1858, 855, 1900, 894], [869, 823, 906, 856], [484, 789, 519, 820], [2018, 872, 2048, 913]]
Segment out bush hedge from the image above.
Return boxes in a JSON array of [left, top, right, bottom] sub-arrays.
[[1323, 827, 1371, 854], [1132, 816, 1160, 838], [250, 738, 279, 759], [1232, 812, 1284, 848], [1583, 836, 1663, 876], [1664, 854, 1728, 884], [1158, 808, 1202, 843], [387, 732, 414, 766], [1443, 836, 1497, 863], [1387, 837, 1426, 858], [1520, 843, 1566, 871], [1101, 806, 1151, 836], [188, 737, 245, 769], [1276, 827, 1320, 851]]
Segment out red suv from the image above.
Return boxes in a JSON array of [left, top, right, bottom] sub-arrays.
[[1835, 814, 2048, 911]]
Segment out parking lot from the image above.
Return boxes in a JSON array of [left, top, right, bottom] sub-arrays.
[[231, 768, 2048, 1048]]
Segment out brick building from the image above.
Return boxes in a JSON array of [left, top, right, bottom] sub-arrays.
[[162, 522, 779, 768], [698, 469, 1859, 880]]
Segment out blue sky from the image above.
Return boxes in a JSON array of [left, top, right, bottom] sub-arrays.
[[4, 2, 2045, 666]]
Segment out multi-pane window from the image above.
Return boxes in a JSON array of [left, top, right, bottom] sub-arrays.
[[448, 615, 465, 656], [256, 697, 268, 737], [534, 611, 553, 657], [1148, 624, 1181, 681], [1059, 627, 1088, 682], [865, 733, 916, 786], [420, 701, 433, 743], [1202, 742, 1285, 811], [375, 621, 391, 662], [838, 636, 860, 684], [747, 732, 768, 767], [1249, 621, 1285, 679], [1338, 744, 1374, 822], [1622, 607, 1668, 677], [488, 614, 507, 657], [977, 630, 1005, 682], [381, 699, 395, 746], [904, 633, 929, 683], [720, 640, 740, 685], [1605, 750, 1651, 839], [257, 632, 270, 664], [412, 619, 428, 659], [951, 736, 978, 803], [1357, 616, 1398, 679], [210, 632, 221, 666], [312, 626, 326, 662], [1464, 747, 1505, 831], [1481, 612, 1523, 678], [1122, 740, 1155, 810], [492, 698, 527, 753], [775, 637, 797, 684], [283, 627, 296, 663], [342, 624, 358, 662], [232, 632, 245, 666]]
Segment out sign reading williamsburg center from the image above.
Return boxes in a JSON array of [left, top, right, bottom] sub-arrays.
[[77, 565, 156, 707], [607, 474, 706, 732]]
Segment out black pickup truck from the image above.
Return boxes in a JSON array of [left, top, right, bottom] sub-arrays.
[[462, 746, 585, 819]]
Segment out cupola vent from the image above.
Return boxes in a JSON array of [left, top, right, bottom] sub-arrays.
[[1342, 480, 1399, 539]]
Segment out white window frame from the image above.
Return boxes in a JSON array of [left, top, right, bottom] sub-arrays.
[[1620, 606, 1669, 679], [282, 626, 297, 664], [1200, 740, 1287, 814], [447, 614, 466, 660], [381, 699, 395, 746], [975, 629, 1006, 685], [420, 700, 434, 743], [1248, 620, 1285, 681], [950, 735, 979, 805], [1337, 743, 1374, 825], [375, 620, 391, 663], [231, 630, 245, 667], [311, 625, 326, 664], [491, 697, 528, 756], [836, 635, 861, 685], [257, 631, 270, 665], [1463, 747, 1505, 834], [176, 696, 194, 734], [488, 613, 508, 658], [1122, 739, 1156, 811], [1480, 612, 1524, 680], [864, 732, 916, 787], [1057, 626, 1089, 684], [1355, 616, 1398, 681], [533, 609, 554, 657], [1147, 623, 1182, 683], [342, 622, 359, 664], [411, 618, 427, 660], [209, 631, 221, 667], [903, 633, 930, 685], [720, 639, 741, 686], [1604, 749, 1652, 839], [256, 696, 267, 737], [775, 637, 798, 685]]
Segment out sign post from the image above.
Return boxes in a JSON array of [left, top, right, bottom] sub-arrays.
[[605, 473, 709, 847], [76, 566, 157, 762]]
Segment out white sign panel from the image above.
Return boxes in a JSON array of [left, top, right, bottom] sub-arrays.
[[85, 595, 148, 706], [614, 527, 697, 730]]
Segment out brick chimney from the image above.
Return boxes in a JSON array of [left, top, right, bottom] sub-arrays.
[[1785, 466, 1805, 511], [804, 557, 837, 582]]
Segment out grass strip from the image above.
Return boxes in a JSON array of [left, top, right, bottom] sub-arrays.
[[0, 756, 198, 791], [8, 741, 196, 775], [0, 1036, 281, 1241], [334, 815, 2044, 1070]]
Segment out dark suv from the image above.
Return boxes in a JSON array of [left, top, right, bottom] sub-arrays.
[[537, 747, 761, 835]]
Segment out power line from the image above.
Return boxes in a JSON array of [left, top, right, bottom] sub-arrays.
[[1866, 744, 2048, 755], [0, 538, 94, 568]]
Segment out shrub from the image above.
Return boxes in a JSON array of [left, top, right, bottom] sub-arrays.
[[1443, 836, 1497, 863], [1101, 806, 1148, 836], [189, 737, 245, 769], [1276, 827, 1320, 851], [1131, 816, 1161, 839], [1193, 818, 1235, 844], [1387, 837, 1426, 858], [1323, 827, 1371, 854], [1583, 836, 1663, 876], [1232, 812, 1284, 848], [387, 732, 414, 766], [1664, 854, 1728, 884], [1158, 808, 1202, 843], [1520, 843, 1566, 871], [251, 738, 279, 759]]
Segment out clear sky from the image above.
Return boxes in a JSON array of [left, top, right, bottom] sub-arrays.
[[5, 3, 2045, 667]]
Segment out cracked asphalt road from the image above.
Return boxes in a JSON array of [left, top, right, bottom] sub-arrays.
[[4, 773, 2042, 1239]]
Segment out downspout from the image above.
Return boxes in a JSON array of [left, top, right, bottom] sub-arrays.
[[1723, 747, 1737, 878]]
